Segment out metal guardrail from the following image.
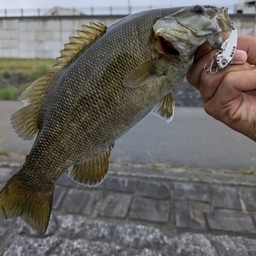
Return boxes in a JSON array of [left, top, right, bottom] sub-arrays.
[[0, 6, 168, 17], [0, 5, 237, 17]]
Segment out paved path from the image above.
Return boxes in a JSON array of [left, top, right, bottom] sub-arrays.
[[0, 101, 256, 171], [1, 163, 256, 255], [113, 108, 256, 170]]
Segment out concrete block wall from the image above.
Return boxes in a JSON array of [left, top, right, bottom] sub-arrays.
[[0, 16, 121, 59], [231, 15, 255, 36], [0, 14, 254, 59]]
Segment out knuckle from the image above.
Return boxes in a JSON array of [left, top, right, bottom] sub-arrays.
[[223, 71, 236, 86], [199, 72, 220, 92], [204, 101, 214, 116]]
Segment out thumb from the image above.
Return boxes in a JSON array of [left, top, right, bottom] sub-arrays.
[[231, 50, 247, 65]]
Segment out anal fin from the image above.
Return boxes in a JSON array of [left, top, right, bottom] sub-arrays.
[[69, 144, 114, 186], [152, 91, 175, 123]]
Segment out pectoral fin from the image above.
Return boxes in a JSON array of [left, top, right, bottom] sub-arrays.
[[123, 59, 166, 88], [152, 91, 175, 123], [69, 144, 114, 186]]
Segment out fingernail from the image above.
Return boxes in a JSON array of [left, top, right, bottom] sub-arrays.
[[231, 50, 247, 64]]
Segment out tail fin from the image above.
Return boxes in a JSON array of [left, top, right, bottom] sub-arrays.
[[0, 174, 53, 235]]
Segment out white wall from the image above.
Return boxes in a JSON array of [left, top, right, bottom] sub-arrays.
[[0, 16, 122, 59], [231, 15, 255, 36], [0, 14, 254, 59]]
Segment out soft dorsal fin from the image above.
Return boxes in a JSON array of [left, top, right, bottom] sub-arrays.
[[11, 72, 56, 140], [11, 22, 107, 140], [69, 144, 114, 186]]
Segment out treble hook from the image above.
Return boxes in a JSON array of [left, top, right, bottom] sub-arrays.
[[204, 57, 218, 74]]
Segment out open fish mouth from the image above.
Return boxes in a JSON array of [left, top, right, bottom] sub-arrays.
[[153, 5, 234, 62], [157, 36, 180, 58]]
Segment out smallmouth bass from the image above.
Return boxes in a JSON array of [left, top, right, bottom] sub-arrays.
[[0, 5, 234, 234]]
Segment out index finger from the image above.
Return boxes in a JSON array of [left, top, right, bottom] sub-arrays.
[[193, 41, 213, 61], [186, 49, 218, 89]]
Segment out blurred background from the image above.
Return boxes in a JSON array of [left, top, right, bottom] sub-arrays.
[[0, 0, 256, 171]]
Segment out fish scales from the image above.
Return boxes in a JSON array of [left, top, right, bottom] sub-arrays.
[[22, 9, 184, 184], [0, 5, 234, 234]]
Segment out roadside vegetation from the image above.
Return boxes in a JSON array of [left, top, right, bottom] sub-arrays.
[[0, 58, 55, 100]]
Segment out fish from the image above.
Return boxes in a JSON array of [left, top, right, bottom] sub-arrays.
[[0, 5, 234, 234]]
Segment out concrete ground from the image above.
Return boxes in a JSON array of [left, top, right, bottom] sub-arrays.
[[1, 163, 256, 255]]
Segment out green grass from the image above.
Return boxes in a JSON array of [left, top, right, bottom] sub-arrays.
[[146, 150, 156, 165], [240, 167, 256, 175], [27, 64, 51, 81], [0, 84, 28, 100], [0, 58, 55, 100], [0, 87, 18, 100], [0, 58, 54, 70]]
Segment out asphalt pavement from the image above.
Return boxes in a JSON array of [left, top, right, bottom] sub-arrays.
[[0, 100, 255, 171]]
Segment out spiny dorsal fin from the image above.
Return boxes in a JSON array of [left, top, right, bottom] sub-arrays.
[[11, 22, 107, 140], [53, 22, 107, 71], [69, 144, 114, 187]]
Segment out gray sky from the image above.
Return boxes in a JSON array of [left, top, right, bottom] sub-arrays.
[[0, 0, 241, 13]]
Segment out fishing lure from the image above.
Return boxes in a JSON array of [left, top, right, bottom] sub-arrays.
[[204, 24, 237, 74]]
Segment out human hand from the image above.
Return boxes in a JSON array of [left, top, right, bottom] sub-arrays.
[[187, 35, 256, 141]]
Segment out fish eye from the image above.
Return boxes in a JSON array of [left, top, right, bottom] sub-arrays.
[[193, 5, 204, 14]]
